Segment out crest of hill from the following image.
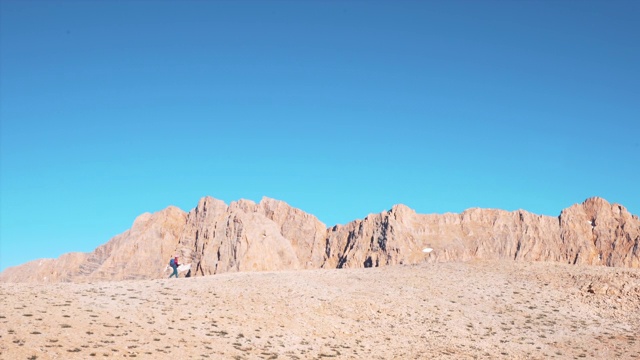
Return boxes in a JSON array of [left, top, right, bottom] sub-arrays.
[[1, 196, 638, 283]]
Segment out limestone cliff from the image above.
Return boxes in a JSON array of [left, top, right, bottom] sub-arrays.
[[324, 198, 639, 269], [1, 196, 638, 282], [0, 206, 187, 282]]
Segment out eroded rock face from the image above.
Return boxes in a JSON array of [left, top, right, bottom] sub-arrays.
[[325, 198, 639, 269], [170, 197, 328, 277], [559, 197, 640, 267], [0, 206, 187, 283], [1, 196, 638, 282]]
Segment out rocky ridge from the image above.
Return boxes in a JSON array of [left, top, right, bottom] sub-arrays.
[[1, 196, 638, 282]]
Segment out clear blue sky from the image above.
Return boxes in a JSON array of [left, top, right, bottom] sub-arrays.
[[1, 1, 638, 272]]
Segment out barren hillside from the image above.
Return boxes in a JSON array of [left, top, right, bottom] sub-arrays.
[[1, 260, 639, 359]]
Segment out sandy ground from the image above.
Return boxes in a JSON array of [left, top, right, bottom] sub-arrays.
[[1, 260, 639, 360]]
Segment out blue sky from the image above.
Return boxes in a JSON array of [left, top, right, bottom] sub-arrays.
[[1, 1, 638, 272]]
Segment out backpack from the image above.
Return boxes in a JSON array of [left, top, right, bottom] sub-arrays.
[[169, 258, 175, 267]]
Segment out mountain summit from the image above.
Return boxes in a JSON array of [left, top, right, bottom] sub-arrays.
[[1, 196, 638, 282]]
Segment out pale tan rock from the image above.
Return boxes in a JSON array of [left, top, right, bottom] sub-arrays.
[[1, 196, 638, 283], [0, 206, 187, 282], [85, 205, 188, 281], [174, 197, 309, 276], [324, 197, 639, 269], [559, 197, 640, 267], [255, 197, 328, 269], [0, 252, 88, 283]]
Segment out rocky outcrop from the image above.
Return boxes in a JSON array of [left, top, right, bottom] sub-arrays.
[[559, 197, 640, 267], [175, 197, 315, 276], [1, 196, 638, 283], [325, 198, 639, 269], [0, 206, 187, 282]]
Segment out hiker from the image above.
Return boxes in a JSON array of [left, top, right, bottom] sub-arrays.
[[169, 256, 180, 278]]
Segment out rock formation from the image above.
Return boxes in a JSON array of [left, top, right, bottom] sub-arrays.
[[1, 196, 638, 282], [324, 197, 639, 269]]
